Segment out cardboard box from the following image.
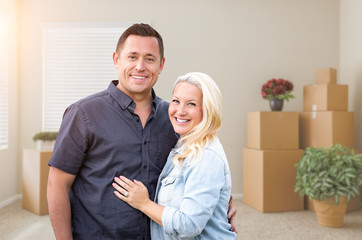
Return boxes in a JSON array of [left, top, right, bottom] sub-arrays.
[[315, 68, 337, 84], [242, 148, 304, 213], [303, 84, 348, 111], [247, 112, 299, 150], [22, 149, 52, 215], [305, 195, 360, 212], [299, 111, 354, 149]]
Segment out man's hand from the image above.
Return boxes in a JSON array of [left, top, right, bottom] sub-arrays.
[[227, 194, 238, 233]]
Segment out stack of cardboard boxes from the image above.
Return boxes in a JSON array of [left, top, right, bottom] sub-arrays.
[[242, 112, 304, 212], [299, 68, 360, 212]]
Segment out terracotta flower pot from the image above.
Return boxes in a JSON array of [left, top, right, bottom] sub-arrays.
[[313, 196, 347, 228]]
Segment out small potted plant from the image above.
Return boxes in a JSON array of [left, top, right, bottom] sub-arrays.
[[261, 78, 294, 111], [294, 144, 362, 228], [32, 131, 58, 151]]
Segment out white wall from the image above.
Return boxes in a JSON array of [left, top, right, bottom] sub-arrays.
[[0, 0, 19, 204], [2, 0, 342, 202]]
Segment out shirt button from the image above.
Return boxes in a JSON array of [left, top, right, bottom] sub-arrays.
[[143, 165, 147, 169], [144, 141, 147, 145], [136, 119, 140, 122]]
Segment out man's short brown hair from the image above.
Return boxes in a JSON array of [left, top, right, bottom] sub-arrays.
[[116, 23, 164, 61]]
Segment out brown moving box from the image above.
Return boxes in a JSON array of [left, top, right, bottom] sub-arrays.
[[242, 148, 304, 213], [247, 112, 299, 150], [315, 68, 337, 84], [299, 111, 354, 149], [22, 149, 52, 215], [303, 84, 348, 111]]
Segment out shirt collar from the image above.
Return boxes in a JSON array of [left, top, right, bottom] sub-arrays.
[[108, 80, 158, 112]]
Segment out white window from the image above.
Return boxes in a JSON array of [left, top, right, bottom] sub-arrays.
[[0, 18, 9, 150], [42, 22, 132, 131]]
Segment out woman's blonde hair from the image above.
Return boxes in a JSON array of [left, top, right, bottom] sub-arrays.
[[172, 72, 222, 164]]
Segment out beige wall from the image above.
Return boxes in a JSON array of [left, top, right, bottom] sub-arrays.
[[1, 0, 342, 202], [340, 0, 362, 154], [340, 0, 362, 199], [0, 0, 19, 204]]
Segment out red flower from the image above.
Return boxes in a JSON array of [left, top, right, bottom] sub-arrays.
[[261, 89, 268, 98], [284, 80, 293, 91], [261, 78, 295, 101], [276, 78, 284, 85], [273, 85, 285, 95]]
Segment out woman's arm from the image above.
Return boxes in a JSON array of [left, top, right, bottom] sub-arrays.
[[113, 151, 229, 238], [113, 176, 164, 226]]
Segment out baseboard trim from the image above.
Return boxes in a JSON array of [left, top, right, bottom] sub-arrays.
[[231, 193, 362, 206], [232, 193, 243, 200], [0, 194, 22, 209]]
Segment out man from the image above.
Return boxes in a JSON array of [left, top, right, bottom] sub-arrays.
[[47, 23, 235, 240]]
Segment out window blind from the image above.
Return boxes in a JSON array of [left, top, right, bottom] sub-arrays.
[[0, 18, 9, 150], [42, 23, 131, 131]]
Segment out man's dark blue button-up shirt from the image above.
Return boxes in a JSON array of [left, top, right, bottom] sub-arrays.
[[49, 81, 178, 239]]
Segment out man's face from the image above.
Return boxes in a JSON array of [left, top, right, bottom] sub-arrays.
[[113, 35, 165, 100]]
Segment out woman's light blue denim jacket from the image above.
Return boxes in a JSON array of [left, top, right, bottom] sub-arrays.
[[151, 137, 237, 239]]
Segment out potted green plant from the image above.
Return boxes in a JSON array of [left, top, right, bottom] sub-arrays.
[[32, 131, 58, 151], [294, 144, 362, 228]]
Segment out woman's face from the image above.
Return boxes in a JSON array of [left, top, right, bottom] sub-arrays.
[[169, 82, 203, 138]]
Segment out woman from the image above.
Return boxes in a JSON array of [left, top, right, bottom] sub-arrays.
[[113, 72, 237, 239]]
